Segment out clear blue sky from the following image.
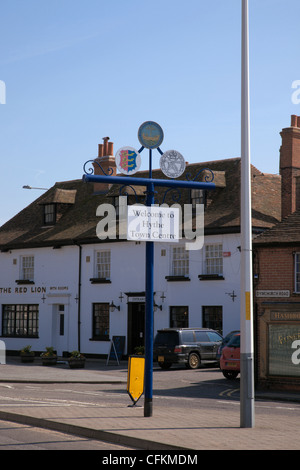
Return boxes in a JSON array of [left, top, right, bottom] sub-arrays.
[[1, 0, 300, 225]]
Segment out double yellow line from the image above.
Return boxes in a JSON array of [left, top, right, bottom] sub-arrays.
[[219, 388, 240, 397]]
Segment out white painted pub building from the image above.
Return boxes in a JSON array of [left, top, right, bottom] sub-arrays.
[[0, 137, 281, 357]]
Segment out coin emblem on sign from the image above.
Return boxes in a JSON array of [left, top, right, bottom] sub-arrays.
[[115, 147, 141, 175], [138, 121, 164, 149], [159, 150, 186, 178]]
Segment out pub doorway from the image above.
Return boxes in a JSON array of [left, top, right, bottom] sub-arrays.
[[127, 302, 145, 355]]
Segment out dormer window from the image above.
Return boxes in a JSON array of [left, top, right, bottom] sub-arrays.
[[44, 204, 56, 225], [39, 188, 77, 226]]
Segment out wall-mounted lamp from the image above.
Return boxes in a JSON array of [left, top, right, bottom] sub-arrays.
[[225, 291, 237, 302], [154, 302, 162, 312], [109, 301, 120, 312]]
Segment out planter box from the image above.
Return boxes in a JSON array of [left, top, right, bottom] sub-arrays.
[[68, 359, 85, 369], [42, 357, 57, 366], [20, 353, 35, 363]]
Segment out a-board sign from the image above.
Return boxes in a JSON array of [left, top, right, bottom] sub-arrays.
[[107, 336, 125, 365]]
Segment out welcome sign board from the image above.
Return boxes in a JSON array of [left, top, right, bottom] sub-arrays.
[[127, 205, 179, 242]]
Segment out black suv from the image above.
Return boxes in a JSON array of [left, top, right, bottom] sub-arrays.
[[153, 328, 223, 369]]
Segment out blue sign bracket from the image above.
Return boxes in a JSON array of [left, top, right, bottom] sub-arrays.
[[83, 173, 215, 191]]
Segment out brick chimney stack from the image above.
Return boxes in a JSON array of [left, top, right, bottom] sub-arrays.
[[92, 137, 116, 193], [280, 115, 300, 219]]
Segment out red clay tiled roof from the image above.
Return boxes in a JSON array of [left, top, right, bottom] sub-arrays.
[[253, 208, 300, 245], [0, 158, 281, 250]]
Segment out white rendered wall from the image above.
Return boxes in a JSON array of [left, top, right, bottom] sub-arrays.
[[0, 233, 242, 355]]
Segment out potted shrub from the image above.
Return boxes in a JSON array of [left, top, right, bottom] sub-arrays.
[[41, 347, 57, 366], [68, 350, 85, 369], [20, 345, 35, 363], [134, 345, 145, 355]]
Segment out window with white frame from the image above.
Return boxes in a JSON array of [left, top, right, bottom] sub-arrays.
[[21, 256, 34, 281], [171, 246, 189, 277], [295, 253, 300, 292], [204, 244, 223, 275], [95, 250, 111, 280]]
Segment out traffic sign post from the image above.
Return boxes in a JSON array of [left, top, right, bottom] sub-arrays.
[[83, 122, 215, 417]]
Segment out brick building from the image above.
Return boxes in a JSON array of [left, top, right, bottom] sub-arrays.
[[254, 115, 300, 390]]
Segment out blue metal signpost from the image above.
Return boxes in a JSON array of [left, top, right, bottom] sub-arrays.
[[83, 123, 215, 417]]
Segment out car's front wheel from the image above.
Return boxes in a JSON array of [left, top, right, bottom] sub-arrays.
[[187, 352, 201, 369]]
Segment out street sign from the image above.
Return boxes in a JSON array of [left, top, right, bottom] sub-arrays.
[[256, 290, 290, 298], [127, 355, 145, 406], [138, 121, 164, 149], [115, 147, 141, 175], [127, 205, 180, 242], [160, 150, 186, 178]]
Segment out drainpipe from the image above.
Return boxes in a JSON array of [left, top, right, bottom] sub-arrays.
[[74, 242, 82, 352]]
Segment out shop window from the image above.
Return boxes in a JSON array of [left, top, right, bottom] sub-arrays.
[[92, 303, 109, 340], [2, 304, 39, 337], [268, 324, 300, 377], [170, 306, 189, 328]]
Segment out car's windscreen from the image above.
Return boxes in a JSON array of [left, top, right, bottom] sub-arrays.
[[154, 332, 179, 346]]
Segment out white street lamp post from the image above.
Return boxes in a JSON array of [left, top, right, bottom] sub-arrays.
[[240, 0, 255, 428]]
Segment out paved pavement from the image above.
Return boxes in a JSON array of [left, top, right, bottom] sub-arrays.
[[0, 357, 300, 450]]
